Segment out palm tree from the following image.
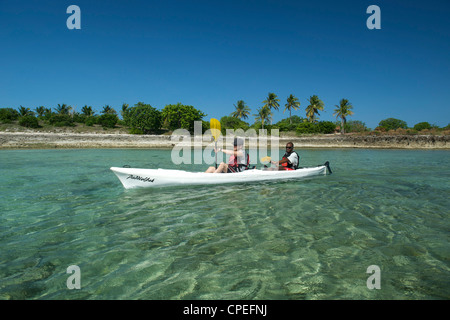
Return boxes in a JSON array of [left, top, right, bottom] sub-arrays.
[[35, 106, 46, 118], [262, 92, 280, 124], [81, 105, 94, 117], [254, 106, 273, 130], [43, 108, 52, 117], [305, 95, 325, 123], [18, 106, 34, 116], [284, 94, 301, 124], [231, 100, 251, 120], [121, 103, 129, 116], [102, 105, 116, 115], [55, 103, 71, 115], [333, 98, 354, 134], [121, 103, 131, 125]]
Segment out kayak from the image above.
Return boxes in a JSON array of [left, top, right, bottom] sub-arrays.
[[110, 162, 332, 189]]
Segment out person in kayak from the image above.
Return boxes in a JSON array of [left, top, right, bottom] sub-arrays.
[[270, 142, 299, 170], [205, 137, 249, 173]]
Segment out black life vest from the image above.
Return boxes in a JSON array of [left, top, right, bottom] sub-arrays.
[[228, 151, 250, 172]]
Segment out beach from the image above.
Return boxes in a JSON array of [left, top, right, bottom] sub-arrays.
[[0, 131, 449, 149]]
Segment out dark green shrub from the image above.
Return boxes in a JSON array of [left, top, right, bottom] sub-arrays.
[[19, 115, 40, 128], [97, 114, 118, 128], [378, 118, 408, 131], [249, 122, 279, 135], [161, 103, 205, 133], [73, 113, 87, 124], [317, 121, 336, 134], [344, 120, 369, 133], [296, 121, 336, 134], [128, 103, 162, 134], [129, 128, 144, 134], [85, 116, 97, 126], [49, 114, 74, 127], [275, 116, 305, 132], [0, 108, 20, 123], [296, 122, 319, 134], [413, 122, 432, 131], [219, 116, 250, 134], [201, 120, 210, 134]]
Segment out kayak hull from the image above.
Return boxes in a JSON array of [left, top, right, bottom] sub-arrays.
[[110, 163, 331, 189]]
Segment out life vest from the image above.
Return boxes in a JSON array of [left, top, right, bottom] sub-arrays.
[[228, 151, 250, 172], [281, 151, 299, 170]]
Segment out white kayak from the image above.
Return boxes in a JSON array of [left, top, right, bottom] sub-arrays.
[[110, 162, 332, 189]]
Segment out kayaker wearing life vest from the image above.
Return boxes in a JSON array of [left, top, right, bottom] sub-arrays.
[[270, 142, 299, 170], [205, 137, 249, 173]]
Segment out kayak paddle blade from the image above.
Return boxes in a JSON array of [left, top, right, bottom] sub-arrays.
[[210, 118, 221, 141], [260, 156, 271, 164]]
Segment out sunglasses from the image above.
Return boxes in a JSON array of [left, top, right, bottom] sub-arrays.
[[286, 146, 293, 149]]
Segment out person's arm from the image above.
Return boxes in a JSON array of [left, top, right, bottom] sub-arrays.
[[271, 158, 290, 165], [216, 148, 243, 157]]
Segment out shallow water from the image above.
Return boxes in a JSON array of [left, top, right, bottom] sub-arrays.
[[0, 148, 449, 299]]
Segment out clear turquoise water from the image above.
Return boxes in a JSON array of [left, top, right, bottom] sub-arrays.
[[0, 148, 449, 299]]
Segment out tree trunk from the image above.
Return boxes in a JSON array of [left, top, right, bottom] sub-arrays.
[[341, 118, 346, 134]]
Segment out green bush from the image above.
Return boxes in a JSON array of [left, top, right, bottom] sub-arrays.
[[249, 122, 279, 135], [275, 116, 305, 132], [49, 114, 74, 127], [129, 128, 144, 135], [41, 109, 54, 121], [378, 118, 408, 131], [128, 103, 162, 134], [295, 121, 336, 134], [85, 116, 97, 126], [413, 122, 432, 131], [97, 113, 118, 128], [344, 120, 369, 133], [317, 121, 336, 134], [296, 122, 318, 134], [201, 120, 210, 134], [73, 113, 87, 124], [0, 108, 20, 123], [219, 116, 250, 134], [161, 103, 206, 133], [19, 115, 40, 128]]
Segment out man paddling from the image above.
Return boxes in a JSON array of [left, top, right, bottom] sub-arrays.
[[270, 142, 299, 170]]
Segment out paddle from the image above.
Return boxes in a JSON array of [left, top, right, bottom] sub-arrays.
[[324, 161, 332, 174], [260, 156, 272, 164], [210, 118, 221, 169]]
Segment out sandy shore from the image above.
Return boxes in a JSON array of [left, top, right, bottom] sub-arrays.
[[1, 131, 449, 149]]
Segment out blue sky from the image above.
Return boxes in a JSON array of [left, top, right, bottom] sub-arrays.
[[1, 0, 449, 129]]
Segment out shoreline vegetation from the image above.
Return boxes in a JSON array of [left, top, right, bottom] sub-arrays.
[[1, 130, 448, 149], [1, 98, 449, 150]]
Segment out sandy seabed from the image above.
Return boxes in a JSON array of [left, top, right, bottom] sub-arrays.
[[0, 131, 449, 149]]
